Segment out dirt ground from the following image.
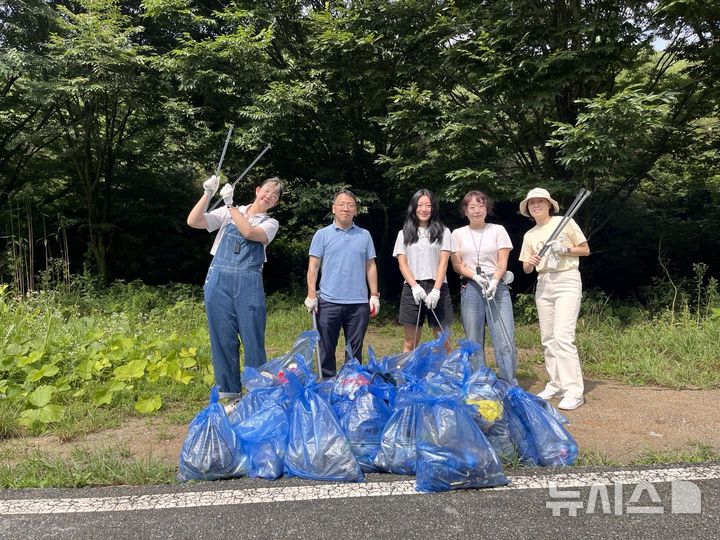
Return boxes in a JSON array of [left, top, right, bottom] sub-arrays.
[[3, 363, 720, 468]]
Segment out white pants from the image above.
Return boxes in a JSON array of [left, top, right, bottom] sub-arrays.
[[535, 269, 584, 399]]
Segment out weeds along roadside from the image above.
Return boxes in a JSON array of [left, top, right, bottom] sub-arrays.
[[0, 272, 718, 488]]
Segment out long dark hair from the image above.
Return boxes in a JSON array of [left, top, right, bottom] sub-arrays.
[[403, 189, 445, 245]]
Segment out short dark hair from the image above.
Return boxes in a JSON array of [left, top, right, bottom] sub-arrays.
[[333, 189, 356, 203], [261, 176, 284, 198]]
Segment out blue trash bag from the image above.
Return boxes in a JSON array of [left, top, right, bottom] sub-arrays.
[[379, 332, 449, 386], [339, 384, 393, 472], [506, 387, 578, 466], [491, 378, 539, 465], [415, 396, 509, 492], [331, 356, 372, 418], [242, 330, 317, 391], [332, 356, 372, 400], [372, 387, 424, 475], [227, 386, 287, 427], [283, 372, 364, 482], [429, 339, 479, 387], [463, 368, 518, 462], [315, 378, 335, 404], [234, 400, 289, 479], [177, 386, 250, 482]]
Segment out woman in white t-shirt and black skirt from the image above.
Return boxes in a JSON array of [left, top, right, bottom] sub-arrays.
[[392, 189, 454, 352], [451, 190, 518, 384]]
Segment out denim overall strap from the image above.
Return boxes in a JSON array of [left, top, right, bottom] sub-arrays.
[[210, 222, 265, 271]]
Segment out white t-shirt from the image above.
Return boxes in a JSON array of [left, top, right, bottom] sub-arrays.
[[519, 216, 586, 273], [393, 226, 453, 282], [205, 205, 279, 260], [451, 223, 513, 275]]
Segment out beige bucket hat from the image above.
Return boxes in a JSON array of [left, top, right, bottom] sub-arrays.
[[519, 187, 560, 217]]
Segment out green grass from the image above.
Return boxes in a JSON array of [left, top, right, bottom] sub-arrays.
[[578, 312, 720, 388], [1, 282, 719, 487], [0, 447, 176, 488], [573, 443, 720, 467], [631, 443, 720, 465]]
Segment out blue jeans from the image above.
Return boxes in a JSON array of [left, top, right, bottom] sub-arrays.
[[460, 281, 518, 384], [316, 298, 370, 379], [204, 223, 267, 398]]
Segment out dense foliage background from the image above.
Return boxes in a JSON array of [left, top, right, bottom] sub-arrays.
[[2, 0, 718, 300]]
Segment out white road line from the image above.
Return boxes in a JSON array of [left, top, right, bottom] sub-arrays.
[[2, 465, 719, 515]]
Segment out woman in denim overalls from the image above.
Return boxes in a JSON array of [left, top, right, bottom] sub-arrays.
[[187, 176, 283, 402]]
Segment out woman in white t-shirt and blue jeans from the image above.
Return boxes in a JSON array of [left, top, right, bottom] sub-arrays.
[[393, 189, 454, 352], [451, 190, 518, 384]]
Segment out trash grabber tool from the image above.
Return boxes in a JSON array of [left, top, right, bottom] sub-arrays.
[[429, 307, 443, 329], [537, 187, 591, 258], [478, 268, 516, 376], [204, 124, 234, 213], [208, 143, 272, 212], [413, 303, 423, 349], [311, 310, 323, 381]]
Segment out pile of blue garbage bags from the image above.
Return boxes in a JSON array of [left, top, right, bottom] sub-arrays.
[[178, 331, 578, 493]]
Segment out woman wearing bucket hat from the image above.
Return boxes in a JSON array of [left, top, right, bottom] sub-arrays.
[[518, 187, 590, 411]]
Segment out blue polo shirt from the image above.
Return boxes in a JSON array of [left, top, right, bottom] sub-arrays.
[[309, 222, 376, 304]]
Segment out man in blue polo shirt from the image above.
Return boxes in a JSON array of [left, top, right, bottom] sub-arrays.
[[304, 190, 380, 378]]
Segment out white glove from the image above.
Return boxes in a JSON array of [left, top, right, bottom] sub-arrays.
[[472, 274, 489, 289], [304, 296, 318, 314], [425, 288, 441, 310], [484, 278, 498, 299], [545, 239, 567, 256], [410, 284, 427, 305], [369, 296, 380, 317], [220, 183, 234, 206], [203, 175, 219, 198]]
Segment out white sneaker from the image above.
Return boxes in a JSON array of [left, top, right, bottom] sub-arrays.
[[223, 399, 240, 415], [558, 396, 584, 410], [537, 388, 563, 400]]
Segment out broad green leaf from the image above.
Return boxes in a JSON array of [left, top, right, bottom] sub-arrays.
[[5, 343, 23, 356], [93, 388, 114, 406], [180, 357, 197, 369], [17, 350, 44, 367], [94, 357, 111, 372], [28, 385, 56, 407], [172, 370, 193, 385], [114, 359, 148, 381], [75, 358, 95, 380], [18, 404, 65, 426], [25, 363, 60, 383], [108, 380, 128, 392], [134, 395, 162, 414]]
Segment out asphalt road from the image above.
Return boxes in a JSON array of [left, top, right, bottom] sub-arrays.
[[1, 464, 718, 539]]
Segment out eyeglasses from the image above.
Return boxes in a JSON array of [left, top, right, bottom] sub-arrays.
[[334, 202, 356, 209], [467, 202, 486, 211]]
